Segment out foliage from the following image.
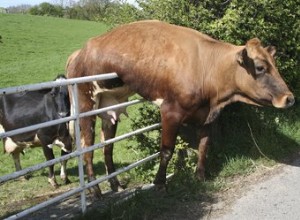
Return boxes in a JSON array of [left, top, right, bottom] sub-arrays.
[[135, 0, 300, 88], [101, 2, 144, 25], [29, 2, 64, 17], [207, 0, 300, 89], [5, 4, 31, 14], [125, 0, 300, 180], [128, 103, 161, 181], [64, 0, 109, 20]]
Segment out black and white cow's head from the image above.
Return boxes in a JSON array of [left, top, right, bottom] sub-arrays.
[[50, 74, 70, 118]]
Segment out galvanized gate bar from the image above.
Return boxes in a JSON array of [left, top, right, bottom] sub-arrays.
[[79, 99, 145, 118], [85, 152, 160, 188], [0, 151, 74, 183], [89, 123, 161, 151], [0, 123, 161, 183], [1, 73, 162, 219], [4, 152, 160, 220], [0, 116, 73, 139], [0, 99, 145, 139], [0, 74, 118, 95]]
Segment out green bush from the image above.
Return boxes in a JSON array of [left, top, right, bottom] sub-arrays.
[[135, 0, 299, 88], [124, 0, 300, 179], [29, 2, 64, 17]]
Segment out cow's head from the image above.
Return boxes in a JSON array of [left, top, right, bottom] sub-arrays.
[[236, 38, 294, 108], [51, 75, 70, 118]]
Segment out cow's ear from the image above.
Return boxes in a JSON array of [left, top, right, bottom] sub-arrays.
[[237, 48, 246, 65], [50, 88, 57, 97], [237, 48, 256, 76], [245, 38, 261, 59], [265, 46, 276, 57]]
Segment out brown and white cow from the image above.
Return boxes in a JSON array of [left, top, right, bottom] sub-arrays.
[[67, 50, 133, 192], [67, 20, 294, 197]]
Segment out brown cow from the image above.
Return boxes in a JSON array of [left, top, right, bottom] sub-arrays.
[[67, 20, 294, 197]]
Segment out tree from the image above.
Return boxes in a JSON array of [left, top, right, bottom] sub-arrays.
[[29, 2, 64, 17], [132, 0, 299, 92], [124, 0, 300, 177]]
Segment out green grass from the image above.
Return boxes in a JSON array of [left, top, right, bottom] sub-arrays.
[[0, 13, 108, 86], [0, 13, 153, 216], [0, 13, 135, 218], [1, 13, 300, 220]]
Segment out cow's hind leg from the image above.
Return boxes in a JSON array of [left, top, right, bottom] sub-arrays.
[[81, 116, 102, 197], [153, 103, 183, 191], [101, 119, 123, 192]]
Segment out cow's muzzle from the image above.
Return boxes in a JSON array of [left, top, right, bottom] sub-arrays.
[[285, 94, 295, 108], [273, 93, 295, 108]]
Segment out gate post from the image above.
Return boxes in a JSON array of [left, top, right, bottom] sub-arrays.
[[71, 83, 87, 214]]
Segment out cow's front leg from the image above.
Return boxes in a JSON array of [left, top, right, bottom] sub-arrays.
[[12, 151, 22, 171], [11, 150, 30, 180], [101, 119, 123, 192], [154, 103, 183, 190], [60, 150, 71, 184], [59, 132, 73, 184], [196, 124, 211, 181], [41, 144, 58, 188]]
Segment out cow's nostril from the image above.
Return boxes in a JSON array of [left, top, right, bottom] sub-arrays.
[[285, 94, 295, 108]]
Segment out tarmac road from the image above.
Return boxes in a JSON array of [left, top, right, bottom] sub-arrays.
[[214, 157, 300, 220]]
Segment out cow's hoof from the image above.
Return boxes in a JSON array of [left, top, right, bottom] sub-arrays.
[[48, 177, 59, 189], [111, 185, 125, 192], [110, 184, 124, 192], [61, 177, 71, 185], [153, 183, 167, 194], [19, 175, 29, 181], [88, 185, 102, 199], [110, 178, 125, 192], [195, 168, 205, 181]]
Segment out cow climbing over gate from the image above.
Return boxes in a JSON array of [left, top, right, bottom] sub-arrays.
[[66, 20, 294, 197]]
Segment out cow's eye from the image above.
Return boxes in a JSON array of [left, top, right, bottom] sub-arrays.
[[255, 65, 266, 75]]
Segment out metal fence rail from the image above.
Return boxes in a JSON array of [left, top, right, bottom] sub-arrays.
[[0, 73, 161, 220]]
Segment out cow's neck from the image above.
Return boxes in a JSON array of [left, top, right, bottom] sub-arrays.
[[203, 46, 249, 124]]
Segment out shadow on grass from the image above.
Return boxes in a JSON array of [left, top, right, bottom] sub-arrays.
[[4, 103, 299, 220], [74, 103, 300, 220], [179, 102, 300, 179]]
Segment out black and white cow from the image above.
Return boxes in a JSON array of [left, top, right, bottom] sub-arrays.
[[0, 75, 73, 188]]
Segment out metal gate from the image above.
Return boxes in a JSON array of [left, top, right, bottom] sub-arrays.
[[0, 73, 161, 219]]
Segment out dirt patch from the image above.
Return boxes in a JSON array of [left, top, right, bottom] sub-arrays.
[[19, 187, 139, 220], [154, 163, 285, 220], [204, 164, 285, 219]]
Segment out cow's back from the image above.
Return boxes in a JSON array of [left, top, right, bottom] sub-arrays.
[[68, 21, 221, 103], [0, 91, 50, 130]]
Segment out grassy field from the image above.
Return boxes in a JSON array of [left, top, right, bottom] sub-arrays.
[[1, 13, 300, 220], [0, 13, 109, 86], [0, 13, 145, 218]]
